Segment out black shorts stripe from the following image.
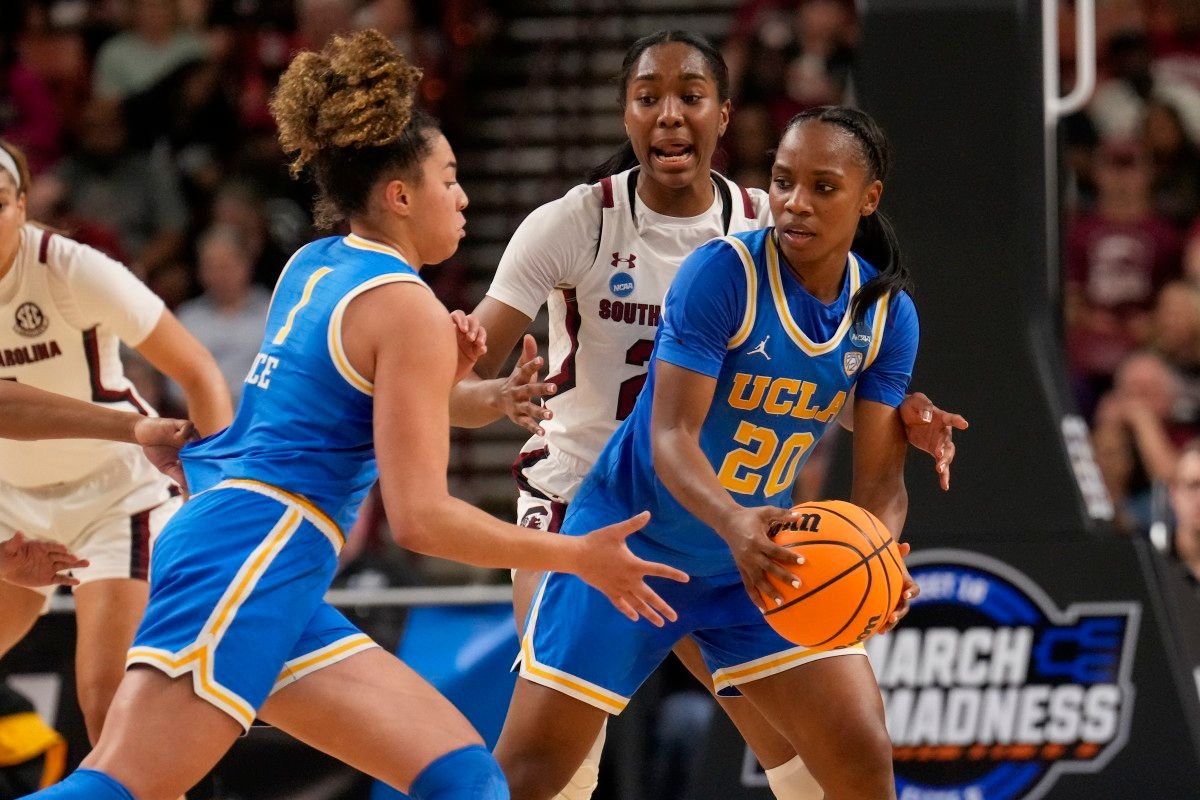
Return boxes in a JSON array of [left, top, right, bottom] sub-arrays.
[[129, 508, 152, 581]]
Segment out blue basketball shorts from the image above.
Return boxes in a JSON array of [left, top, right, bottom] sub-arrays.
[[127, 480, 379, 730], [516, 539, 865, 715]]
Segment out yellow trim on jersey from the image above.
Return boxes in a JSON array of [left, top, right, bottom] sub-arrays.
[[207, 508, 301, 639], [127, 646, 257, 729], [862, 292, 891, 370], [125, 507, 307, 730], [711, 642, 866, 696], [765, 234, 861, 356], [327, 273, 428, 396], [268, 241, 319, 309], [270, 634, 378, 694], [517, 576, 629, 714], [273, 267, 334, 345], [343, 233, 407, 261], [722, 236, 759, 350], [0, 712, 62, 767], [210, 478, 344, 551]]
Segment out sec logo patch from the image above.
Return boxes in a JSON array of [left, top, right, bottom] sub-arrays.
[[14, 302, 48, 337]]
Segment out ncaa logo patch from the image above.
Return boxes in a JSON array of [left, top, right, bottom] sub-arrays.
[[850, 325, 872, 348], [867, 549, 1140, 800], [844, 350, 864, 377], [13, 302, 48, 338], [609, 272, 635, 298]]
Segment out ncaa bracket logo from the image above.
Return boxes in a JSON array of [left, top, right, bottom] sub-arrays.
[[866, 549, 1140, 800], [609, 272, 635, 298]]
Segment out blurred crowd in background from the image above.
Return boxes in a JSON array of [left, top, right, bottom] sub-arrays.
[[4, 0, 1200, 585]]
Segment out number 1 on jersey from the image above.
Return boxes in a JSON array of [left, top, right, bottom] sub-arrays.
[[273, 267, 334, 345]]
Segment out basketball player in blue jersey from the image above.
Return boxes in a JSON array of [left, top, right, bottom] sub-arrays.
[[495, 106, 917, 800], [24, 30, 687, 800]]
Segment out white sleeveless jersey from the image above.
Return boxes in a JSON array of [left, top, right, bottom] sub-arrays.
[[487, 169, 771, 501], [0, 224, 164, 488]]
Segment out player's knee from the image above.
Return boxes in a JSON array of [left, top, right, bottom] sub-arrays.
[[841, 722, 895, 799], [497, 746, 575, 800], [75, 673, 121, 743], [409, 744, 509, 800]]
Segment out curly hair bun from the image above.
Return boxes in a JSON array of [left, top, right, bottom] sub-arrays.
[[272, 28, 424, 176]]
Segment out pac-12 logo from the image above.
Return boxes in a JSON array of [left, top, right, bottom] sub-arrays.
[[866, 549, 1140, 800], [14, 302, 48, 337], [609, 272, 635, 298]]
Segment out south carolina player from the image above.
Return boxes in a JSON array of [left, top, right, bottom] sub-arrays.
[[24, 31, 686, 800], [450, 31, 965, 800], [0, 380, 197, 589], [0, 139, 231, 749], [495, 105, 916, 800]]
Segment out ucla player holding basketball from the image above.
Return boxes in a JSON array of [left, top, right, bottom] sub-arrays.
[[0, 137, 230, 756], [451, 31, 963, 800], [24, 30, 687, 800], [492, 106, 916, 800]]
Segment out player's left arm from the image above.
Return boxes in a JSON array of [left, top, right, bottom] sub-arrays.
[[136, 311, 232, 436], [851, 292, 921, 630], [850, 396, 917, 632]]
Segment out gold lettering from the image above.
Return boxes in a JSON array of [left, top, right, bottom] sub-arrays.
[[815, 391, 847, 423], [763, 378, 801, 415], [728, 373, 771, 411], [789, 382, 820, 419]]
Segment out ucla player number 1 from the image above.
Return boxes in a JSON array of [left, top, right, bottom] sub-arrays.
[[717, 421, 815, 497]]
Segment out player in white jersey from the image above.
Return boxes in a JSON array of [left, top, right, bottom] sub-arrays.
[[0, 139, 232, 749], [451, 32, 968, 800], [0, 380, 196, 588]]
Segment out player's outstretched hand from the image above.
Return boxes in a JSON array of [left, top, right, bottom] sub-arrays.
[[135, 417, 198, 496], [497, 334, 558, 435], [1, 532, 89, 588], [720, 506, 806, 612], [899, 392, 969, 491], [878, 542, 919, 634], [449, 310, 488, 383], [575, 511, 689, 627]]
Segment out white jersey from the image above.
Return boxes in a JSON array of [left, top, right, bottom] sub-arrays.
[[0, 223, 164, 488], [487, 168, 770, 501]]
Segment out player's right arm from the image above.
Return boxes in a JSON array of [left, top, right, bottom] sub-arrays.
[[449, 186, 598, 433], [347, 282, 687, 625]]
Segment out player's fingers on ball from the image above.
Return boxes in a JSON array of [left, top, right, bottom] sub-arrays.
[[766, 541, 803, 566], [897, 542, 911, 558], [766, 560, 800, 588], [739, 572, 765, 611], [754, 572, 783, 608]]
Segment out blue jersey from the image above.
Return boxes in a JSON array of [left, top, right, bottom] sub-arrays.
[[180, 233, 427, 536], [564, 228, 919, 576]]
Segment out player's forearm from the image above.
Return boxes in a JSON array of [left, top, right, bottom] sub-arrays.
[[176, 366, 233, 436], [0, 382, 140, 442], [448, 372, 505, 428], [851, 477, 908, 541], [653, 427, 744, 535], [386, 490, 585, 573]]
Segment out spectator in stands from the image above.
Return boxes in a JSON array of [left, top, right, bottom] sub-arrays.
[[92, 0, 209, 100], [0, 24, 62, 176], [1089, 28, 1200, 144], [170, 225, 270, 405], [1093, 351, 1191, 530], [1091, 415, 1139, 533], [1168, 439, 1200, 582], [210, 179, 294, 286], [724, 0, 856, 133], [1066, 138, 1182, 412], [53, 98, 187, 274], [297, 0, 356, 51], [1152, 281, 1200, 381], [1145, 99, 1200, 227]]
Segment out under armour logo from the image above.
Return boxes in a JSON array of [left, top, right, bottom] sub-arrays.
[[611, 252, 637, 269], [748, 336, 771, 360]]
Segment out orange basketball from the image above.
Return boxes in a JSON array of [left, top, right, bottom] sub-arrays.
[[761, 500, 905, 651]]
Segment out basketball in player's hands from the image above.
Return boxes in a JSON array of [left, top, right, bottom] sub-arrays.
[[760, 500, 906, 650]]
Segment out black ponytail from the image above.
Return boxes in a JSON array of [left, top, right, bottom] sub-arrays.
[[782, 106, 912, 324], [586, 30, 730, 183]]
